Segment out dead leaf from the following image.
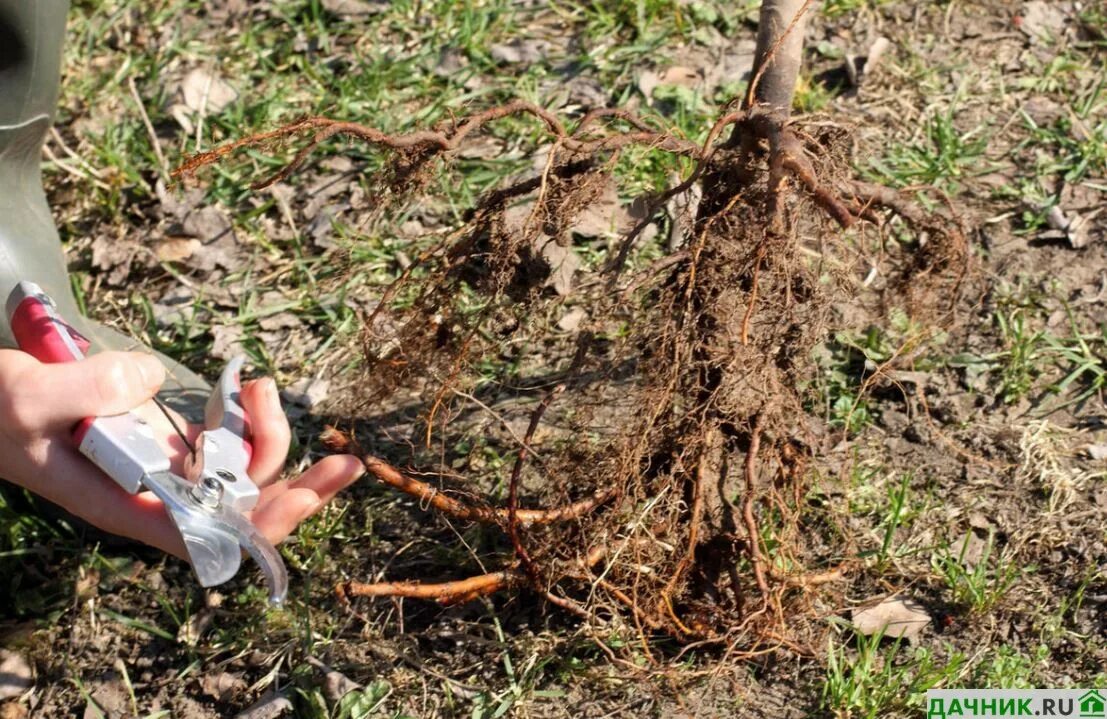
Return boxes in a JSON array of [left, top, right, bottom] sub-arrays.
[[307, 204, 349, 249], [234, 691, 293, 719], [207, 236, 245, 273], [659, 66, 703, 86], [557, 308, 586, 332], [169, 104, 195, 134], [210, 324, 245, 361], [1039, 202, 1100, 249], [201, 672, 246, 702], [969, 508, 996, 530], [952, 531, 987, 568], [182, 206, 234, 243], [1065, 212, 1094, 249], [537, 237, 582, 297], [570, 181, 627, 238], [320, 0, 388, 18], [565, 75, 608, 109], [1021, 97, 1063, 125], [0, 650, 31, 701], [152, 286, 200, 328], [457, 135, 506, 160], [180, 68, 238, 114], [306, 657, 360, 704], [156, 180, 203, 220], [704, 40, 757, 95], [303, 172, 353, 219], [433, 47, 468, 77], [156, 238, 201, 263], [851, 596, 931, 641], [638, 65, 703, 99], [490, 39, 551, 65], [259, 318, 304, 336], [282, 377, 330, 410], [1018, 1, 1070, 42], [84, 670, 130, 719], [90, 235, 148, 286]]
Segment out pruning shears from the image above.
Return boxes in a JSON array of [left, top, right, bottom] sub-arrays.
[[6, 281, 288, 605]]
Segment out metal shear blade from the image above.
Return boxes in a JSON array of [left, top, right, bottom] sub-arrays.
[[146, 469, 288, 605]]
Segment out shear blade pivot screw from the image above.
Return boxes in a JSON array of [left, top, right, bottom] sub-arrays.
[[191, 475, 224, 509]]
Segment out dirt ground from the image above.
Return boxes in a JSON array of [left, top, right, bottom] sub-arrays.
[[1, 0, 1105, 717]]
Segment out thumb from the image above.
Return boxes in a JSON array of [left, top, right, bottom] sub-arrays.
[[6, 350, 166, 429]]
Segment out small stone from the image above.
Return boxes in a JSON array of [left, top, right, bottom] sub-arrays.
[[0, 650, 32, 700], [1087, 444, 1107, 461]]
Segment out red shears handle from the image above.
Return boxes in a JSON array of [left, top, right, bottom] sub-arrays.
[[7, 282, 96, 442]]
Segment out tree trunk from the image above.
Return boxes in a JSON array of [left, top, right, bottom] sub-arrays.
[[746, 0, 814, 115]]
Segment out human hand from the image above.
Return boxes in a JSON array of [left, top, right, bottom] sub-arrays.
[[0, 349, 363, 558]]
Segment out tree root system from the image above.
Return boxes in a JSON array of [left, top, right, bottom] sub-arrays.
[[178, 99, 966, 654]]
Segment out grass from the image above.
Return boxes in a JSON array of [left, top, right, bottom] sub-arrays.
[[1043, 309, 1107, 407], [869, 473, 917, 569], [931, 530, 1021, 615], [813, 309, 941, 434], [968, 644, 1049, 689], [1019, 77, 1107, 185], [821, 629, 966, 718], [821, 0, 894, 19], [994, 307, 1047, 404], [867, 105, 990, 192], [949, 298, 1107, 408]]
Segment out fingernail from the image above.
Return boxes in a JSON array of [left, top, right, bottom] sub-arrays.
[[301, 497, 323, 521], [136, 354, 166, 391], [265, 378, 283, 415]]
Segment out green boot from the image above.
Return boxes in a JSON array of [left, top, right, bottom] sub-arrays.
[[0, 0, 207, 418]]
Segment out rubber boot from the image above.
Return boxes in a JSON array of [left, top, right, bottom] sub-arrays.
[[0, 0, 207, 419]]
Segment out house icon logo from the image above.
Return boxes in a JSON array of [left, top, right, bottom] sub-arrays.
[[1081, 689, 1106, 718]]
